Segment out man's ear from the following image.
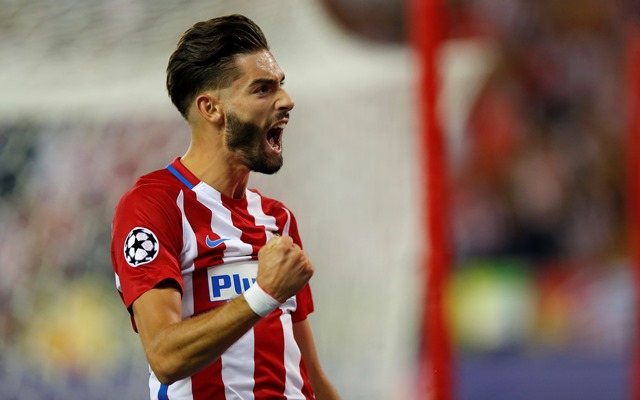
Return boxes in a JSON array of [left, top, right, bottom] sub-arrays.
[[194, 92, 224, 125]]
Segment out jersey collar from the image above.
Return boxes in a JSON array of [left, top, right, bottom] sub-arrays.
[[166, 157, 199, 190]]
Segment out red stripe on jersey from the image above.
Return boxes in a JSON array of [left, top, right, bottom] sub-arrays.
[[272, 207, 290, 238], [299, 357, 314, 399], [221, 195, 267, 256], [192, 359, 225, 400], [253, 310, 287, 398], [252, 195, 292, 241], [191, 268, 213, 316]]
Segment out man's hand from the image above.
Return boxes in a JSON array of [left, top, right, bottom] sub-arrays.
[[257, 235, 314, 303]]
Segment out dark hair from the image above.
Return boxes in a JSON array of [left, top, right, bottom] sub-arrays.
[[166, 14, 269, 119]]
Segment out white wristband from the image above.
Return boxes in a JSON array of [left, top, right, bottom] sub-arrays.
[[244, 283, 281, 317]]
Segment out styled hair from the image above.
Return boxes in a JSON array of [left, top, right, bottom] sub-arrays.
[[166, 14, 269, 119]]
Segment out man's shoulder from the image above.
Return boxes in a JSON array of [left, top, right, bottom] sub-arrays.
[[118, 167, 184, 208], [136, 167, 180, 188], [249, 188, 283, 206], [248, 188, 294, 215]]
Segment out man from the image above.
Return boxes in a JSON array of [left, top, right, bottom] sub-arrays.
[[110, 14, 340, 399]]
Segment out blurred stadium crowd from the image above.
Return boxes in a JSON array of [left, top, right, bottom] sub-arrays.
[[448, 0, 634, 353], [0, 120, 190, 398], [0, 0, 639, 399], [450, 0, 628, 262]]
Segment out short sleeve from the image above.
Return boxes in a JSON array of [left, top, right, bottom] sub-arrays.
[[292, 284, 314, 322], [111, 184, 184, 312]]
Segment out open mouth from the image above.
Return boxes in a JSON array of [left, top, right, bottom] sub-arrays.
[[266, 122, 285, 152]]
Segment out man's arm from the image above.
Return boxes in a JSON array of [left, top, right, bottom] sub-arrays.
[[133, 280, 261, 384], [293, 319, 341, 400], [132, 235, 313, 385]]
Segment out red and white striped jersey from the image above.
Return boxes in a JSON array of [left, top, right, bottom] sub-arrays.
[[111, 157, 315, 400]]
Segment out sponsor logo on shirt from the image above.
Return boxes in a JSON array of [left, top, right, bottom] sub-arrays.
[[207, 261, 258, 302]]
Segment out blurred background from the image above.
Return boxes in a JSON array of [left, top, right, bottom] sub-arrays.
[[0, 0, 637, 399]]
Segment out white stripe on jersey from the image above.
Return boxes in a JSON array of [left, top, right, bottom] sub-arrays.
[[149, 366, 161, 400], [194, 183, 253, 263], [164, 373, 193, 400], [177, 190, 197, 319], [222, 329, 256, 399], [282, 207, 292, 236], [280, 298, 306, 399], [246, 190, 278, 243]]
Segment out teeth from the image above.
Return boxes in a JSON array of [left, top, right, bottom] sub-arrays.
[[274, 123, 286, 129]]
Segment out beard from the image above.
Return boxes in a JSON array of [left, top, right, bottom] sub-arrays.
[[225, 111, 284, 175]]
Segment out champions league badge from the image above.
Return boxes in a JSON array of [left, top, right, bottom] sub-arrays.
[[124, 227, 159, 267]]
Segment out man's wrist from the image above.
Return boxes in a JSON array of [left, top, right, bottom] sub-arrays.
[[244, 283, 281, 317]]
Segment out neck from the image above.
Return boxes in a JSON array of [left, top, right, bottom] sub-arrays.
[[181, 129, 250, 200]]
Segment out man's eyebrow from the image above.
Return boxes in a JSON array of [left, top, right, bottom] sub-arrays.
[[248, 75, 286, 86]]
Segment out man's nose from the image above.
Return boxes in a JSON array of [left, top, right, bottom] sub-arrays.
[[277, 89, 295, 112]]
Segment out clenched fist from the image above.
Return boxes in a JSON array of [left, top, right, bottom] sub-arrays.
[[256, 235, 314, 303]]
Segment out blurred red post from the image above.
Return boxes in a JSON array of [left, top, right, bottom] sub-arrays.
[[408, 0, 453, 399], [628, 22, 640, 400]]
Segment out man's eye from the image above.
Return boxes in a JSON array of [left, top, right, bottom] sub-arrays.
[[256, 86, 270, 94]]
